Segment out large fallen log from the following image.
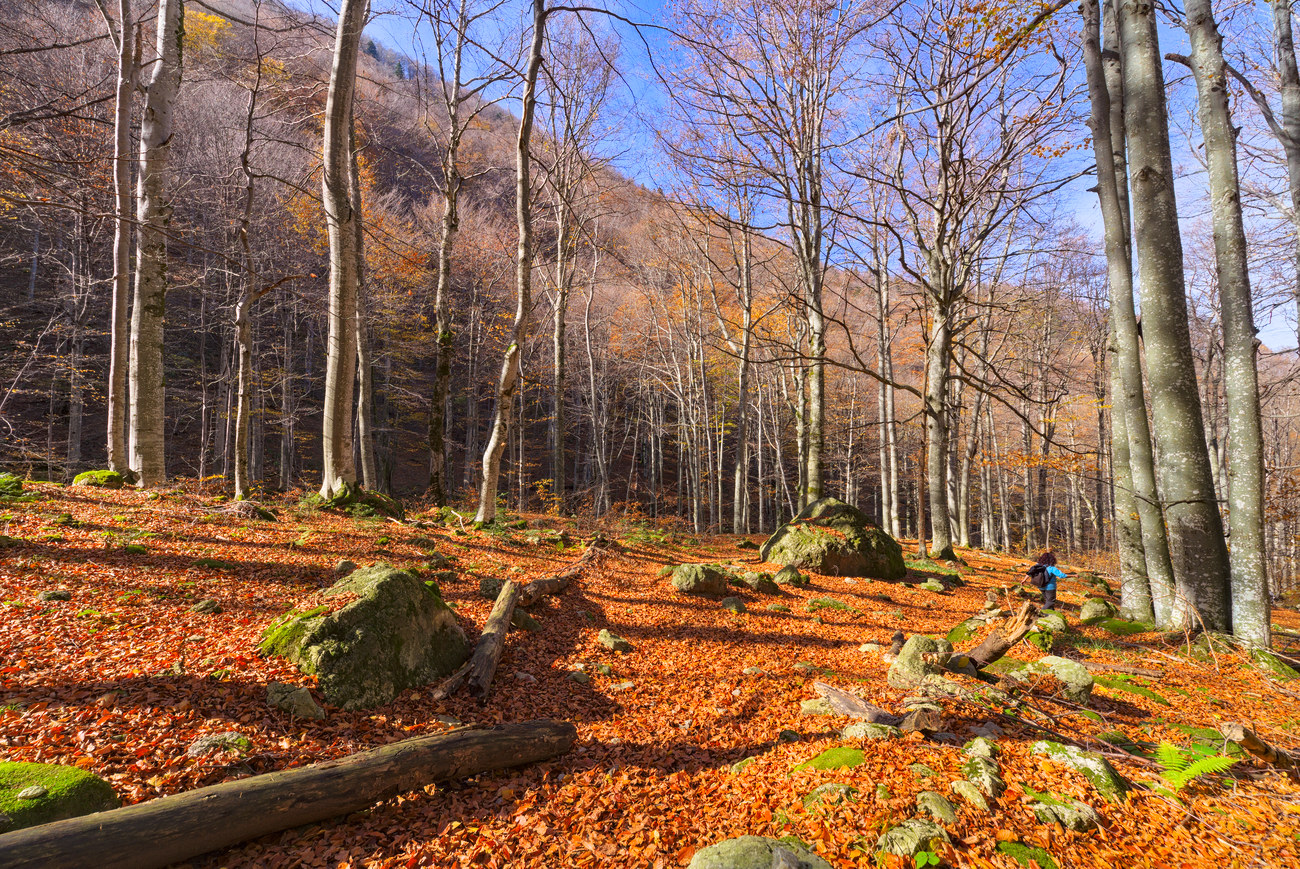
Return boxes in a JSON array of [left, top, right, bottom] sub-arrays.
[[0, 719, 578, 869], [1221, 722, 1300, 776], [518, 536, 610, 607], [433, 579, 520, 701], [968, 601, 1037, 669]]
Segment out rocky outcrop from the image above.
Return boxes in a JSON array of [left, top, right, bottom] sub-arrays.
[[760, 498, 906, 579]]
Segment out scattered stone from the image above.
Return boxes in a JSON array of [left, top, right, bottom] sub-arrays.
[[608, 680, 635, 692], [479, 576, 505, 599], [333, 560, 357, 577], [804, 783, 858, 807], [742, 666, 766, 676], [767, 603, 792, 613], [793, 661, 817, 674], [259, 564, 469, 710], [859, 642, 882, 653], [761, 498, 906, 579], [1022, 656, 1094, 705], [730, 757, 756, 774], [721, 596, 747, 614], [794, 747, 865, 771], [37, 590, 70, 602], [1031, 796, 1101, 831], [900, 706, 945, 734], [962, 755, 1005, 798], [777, 729, 801, 743], [671, 563, 733, 596], [513, 672, 537, 683], [909, 763, 937, 779], [740, 572, 781, 594], [72, 470, 126, 489], [510, 609, 542, 632], [887, 635, 953, 690], [186, 731, 252, 757], [800, 698, 835, 716], [950, 780, 990, 812], [963, 737, 999, 759], [874, 819, 951, 861], [1031, 741, 1128, 802], [191, 598, 222, 615], [0, 762, 119, 832], [567, 671, 590, 685], [423, 552, 451, 569], [1080, 599, 1118, 624], [916, 791, 957, 824], [773, 565, 809, 587], [657, 565, 676, 578], [267, 682, 325, 720], [920, 579, 946, 593], [736, 540, 759, 550], [597, 629, 633, 652], [687, 836, 832, 869], [1252, 649, 1300, 680], [1035, 611, 1068, 633], [841, 722, 901, 741]]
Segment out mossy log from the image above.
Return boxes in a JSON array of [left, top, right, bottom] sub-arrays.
[[433, 579, 519, 701], [0, 720, 577, 869], [518, 537, 609, 607]]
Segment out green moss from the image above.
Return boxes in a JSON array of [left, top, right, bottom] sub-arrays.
[[794, 746, 865, 771], [1252, 649, 1300, 681], [0, 761, 119, 831], [806, 597, 857, 614], [72, 470, 126, 489], [0, 473, 23, 497], [1093, 675, 1171, 706], [1096, 618, 1154, 636], [193, 557, 235, 570], [121, 543, 148, 555], [258, 604, 330, 664], [946, 618, 981, 645], [997, 841, 1059, 869]]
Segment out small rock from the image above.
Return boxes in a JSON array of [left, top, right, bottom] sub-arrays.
[[963, 736, 999, 759], [687, 836, 832, 869], [909, 763, 937, 779], [721, 596, 747, 614], [191, 598, 222, 615], [510, 609, 542, 632], [777, 729, 801, 743], [186, 731, 251, 757], [963, 755, 1005, 798], [597, 629, 633, 652], [1080, 598, 1118, 624], [793, 661, 816, 674], [608, 680, 635, 692], [1035, 611, 1068, 633], [1030, 741, 1129, 801], [37, 590, 70, 602], [267, 682, 325, 720], [887, 635, 951, 690], [800, 698, 835, 716], [970, 722, 1004, 739], [767, 603, 791, 613], [950, 780, 990, 812], [859, 642, 882, 653], [875, 819, 951, 861], [16, 786, 47, 800], [916, 791, 957, 824], [513, 671, 537, 683], [773, 565, 809, 587], [334, 560, 357, 577], [1022, 656, 1094, 705], [804, 782, 858, 807], [576, 609, 595, 622], [479, 576, 505, 599], [1032, 797, 1101, 831], [729, 757, 756, 774], [742, 666, 766, 676], [567, 671, 590, 684], [841, 722, 901, 741], [920, 579, 946, 593]]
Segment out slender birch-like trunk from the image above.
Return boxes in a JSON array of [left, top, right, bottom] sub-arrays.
[[1181, 0, 1270, 645], [1117, 0, 1231, 629], [128, 0, 183, 487], [475, 0, 546, 524], [318, 0, 369, 500], [102, 0, 134, 474]]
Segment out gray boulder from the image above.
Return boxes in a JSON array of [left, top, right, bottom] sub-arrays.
[[1080, 598, 1118, 624], [721, 596, 747, 614], [0, 762, 119, 832], [1035, 611, 1068, 633], [267, 682, 325, 720], [672, 563, 732, 596], [259, 564, 469, 710], [841, 722, 901, 741], [598, 629, 633, 652], [760, 498, 906, 579], [1022, 656, 1094, 705], [950, 780, 989, 812], [773, 565, 809, 587], [875, 819, 951, 861], [1031, 797, 1101, 831], [1031, 741, 1129, 802], [741, 572, 781, 594], [916, 791, 957, 825], [688, 836, 832, 869], [886, 635, 953, 690]]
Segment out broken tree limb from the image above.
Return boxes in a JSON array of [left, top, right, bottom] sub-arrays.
[[432, 579, 520, 702], [518, 535, 610, 607], [968, 602, 1037, 669], [1221, 723, 1300, 776], [0, 719, 578, 869], [813, 681, 900, 725]]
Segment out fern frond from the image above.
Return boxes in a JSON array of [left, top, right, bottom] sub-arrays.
[[1154, 742, 1189, 773], [1184, 755, 1237, 779]]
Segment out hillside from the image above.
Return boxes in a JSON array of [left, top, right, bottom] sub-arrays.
[[1, 483, 1298, 866]]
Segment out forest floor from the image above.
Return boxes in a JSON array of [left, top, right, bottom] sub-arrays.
[[2, 482, 1300, 868]]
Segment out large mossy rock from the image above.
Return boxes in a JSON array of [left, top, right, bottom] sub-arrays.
[[72, 469, 127, 489], [0, 761, 119, 832], [887, 635, 953, 690], [1031, 741, 1129, 802], [760, 498, 905, 579], [1021, 656, 1094, 705], [688, 835, 832, 869], [259, 564, 468, 710], [671, 563, 733, 596], [1080, 599, 1118, 625]]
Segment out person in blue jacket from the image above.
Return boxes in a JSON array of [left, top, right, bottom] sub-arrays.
[[1026, 551, 1066, 611]]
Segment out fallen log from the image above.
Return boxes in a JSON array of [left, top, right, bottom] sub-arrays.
[[433, 579, 520, 701], [518, 536, 610, 607], [1221, 722, 1300, 776], [0, 719, 577, 869], [813, 681, 900, 725], [968, 601, 1036, 669]]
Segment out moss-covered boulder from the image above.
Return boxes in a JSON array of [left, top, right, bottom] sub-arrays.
[[875, 819, 951, 861], [740, 571, 781, 594], [0, 762, 119, 832], [1031, 741, 1129, 802], [760, 498, 905, 579], [0, 473, 22, 498], [688, 836, 832, 869], [1079, 598, 1118, 625], [671, 563, 732, 596], [1035, 611, 1068, 634], [72, 469, 127, 489], [887, 635, 953, 690], [1021, 656, 1094, 705], [774, 565, 809, 587], [258, 564, 469, 710]]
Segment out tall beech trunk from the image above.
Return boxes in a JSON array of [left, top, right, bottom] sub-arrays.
[[1117, 0, 1231, 629], [104, 0, 134, 474], [318, 0, 370, 500], [475, 0, 546, 524], [353, 127, 377, 492], [1181, 0, 1271, 646], [551, 202, 570, 510], [128, 0, 183, 486], [1081, 0, 1157, 622], [1271, 0, 1300, 346], [924, 312, 955, 560]]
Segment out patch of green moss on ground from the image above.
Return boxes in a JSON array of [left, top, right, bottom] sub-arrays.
[[0, 761, 119, 831], [794, 747, 865, 771], [1093, 675, 1171, 706]]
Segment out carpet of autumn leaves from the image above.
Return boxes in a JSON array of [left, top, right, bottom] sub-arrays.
[[3, 482, 1300, 869]]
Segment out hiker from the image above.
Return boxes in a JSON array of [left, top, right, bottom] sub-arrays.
[[1026, 551, 1066, 611]]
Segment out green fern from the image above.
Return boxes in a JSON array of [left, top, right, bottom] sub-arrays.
[[1153, 741, 1238, 791]]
